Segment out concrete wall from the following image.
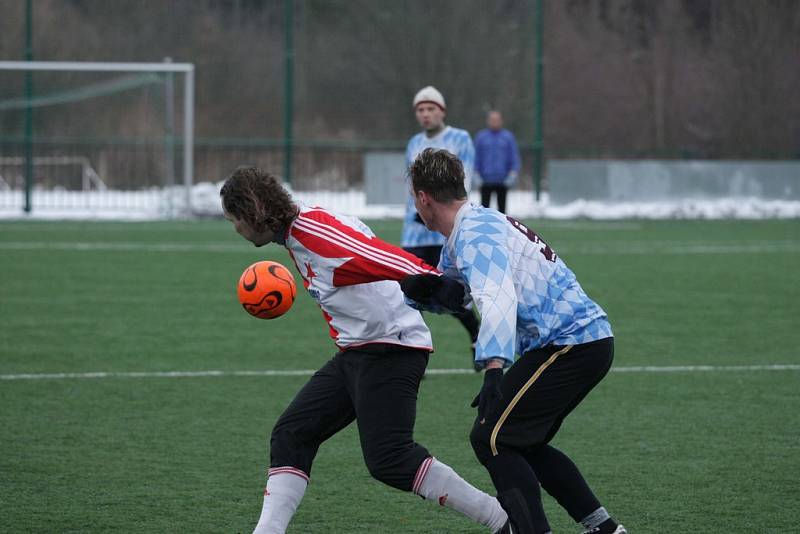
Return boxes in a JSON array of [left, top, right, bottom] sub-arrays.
[[364, 151, 406, 205], [548, 160, 800, 204]]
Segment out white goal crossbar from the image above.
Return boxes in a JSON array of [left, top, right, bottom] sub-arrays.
[[0, 60, 195, 213]]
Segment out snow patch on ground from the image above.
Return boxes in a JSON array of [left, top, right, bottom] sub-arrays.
[[2, 184, 799, 220]]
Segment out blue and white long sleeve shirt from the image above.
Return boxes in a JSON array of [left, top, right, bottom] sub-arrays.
[[439, 203, 612, 367], [401, 126, 474, 248]]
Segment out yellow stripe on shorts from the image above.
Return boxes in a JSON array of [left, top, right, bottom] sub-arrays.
[[490, 345, 573, 456]]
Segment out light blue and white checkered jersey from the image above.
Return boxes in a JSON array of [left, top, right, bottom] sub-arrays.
[[401, 126, 475, 248], [440, 203, 613, 367]]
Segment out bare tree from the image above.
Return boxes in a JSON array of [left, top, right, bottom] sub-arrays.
[[2, 0, 797, 163]]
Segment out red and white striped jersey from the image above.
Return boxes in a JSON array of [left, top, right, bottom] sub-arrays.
[[284, 205, 436, 351]]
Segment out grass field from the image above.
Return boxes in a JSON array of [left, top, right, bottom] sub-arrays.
[[1, 218, 799, 533]]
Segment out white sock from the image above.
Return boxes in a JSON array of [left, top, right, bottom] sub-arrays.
[[413, 457, 508, 532], [253, 467, 309, 534]]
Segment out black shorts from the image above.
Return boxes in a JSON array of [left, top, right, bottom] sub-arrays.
[[471, 338, 614, 462], [269, 343, 431, 491]]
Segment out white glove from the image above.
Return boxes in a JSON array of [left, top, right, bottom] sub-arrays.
[[503, 171, 518, 188]]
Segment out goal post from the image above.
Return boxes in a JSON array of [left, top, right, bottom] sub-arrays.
[[0, 60, 194, 216]]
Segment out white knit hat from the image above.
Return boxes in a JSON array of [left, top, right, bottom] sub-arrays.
[[413, 86, 446, 110]]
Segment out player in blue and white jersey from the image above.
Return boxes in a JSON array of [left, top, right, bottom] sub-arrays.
[[403, 86, 475, 250], [401, 148, 627, 534], [403, 86, 481, 367]]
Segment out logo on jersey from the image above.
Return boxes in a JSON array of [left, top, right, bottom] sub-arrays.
[[304, 262, 320, 302], [305, 262, 317, 281]]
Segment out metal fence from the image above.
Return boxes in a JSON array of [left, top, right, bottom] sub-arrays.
[[3, 1, 798, 216]]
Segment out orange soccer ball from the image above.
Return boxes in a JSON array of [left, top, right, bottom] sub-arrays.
[[237, 261, 297, 320]]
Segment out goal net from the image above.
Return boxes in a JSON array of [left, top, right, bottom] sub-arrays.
[[0, 60, 194, 218]]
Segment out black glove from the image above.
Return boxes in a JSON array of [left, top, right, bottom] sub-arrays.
[[400, 273, 441, 305], [400, 274, 466, 312], [471, 367, 504, 420]]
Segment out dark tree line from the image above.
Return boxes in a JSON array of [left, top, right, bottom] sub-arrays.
[[1, 0, 798, 160]]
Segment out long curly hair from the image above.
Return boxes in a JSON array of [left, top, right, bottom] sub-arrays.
[[219, 166, 298, 233]]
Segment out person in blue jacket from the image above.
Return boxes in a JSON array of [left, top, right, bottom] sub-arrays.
[[474, 110, 521, 214]]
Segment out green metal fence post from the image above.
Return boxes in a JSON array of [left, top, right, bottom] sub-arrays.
[[533, 0, 544, 201], [23, 0, 33, 213], [283, 0, 294, 185]]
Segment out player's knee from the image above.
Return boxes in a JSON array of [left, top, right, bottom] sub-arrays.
[[269, 423, 300, 465], [363, 456, 385, 479], [469, 423, 492, 465], [362, 442, 425, 491], [363, 455, 403, 489]]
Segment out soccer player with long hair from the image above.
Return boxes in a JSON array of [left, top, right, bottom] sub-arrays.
[[220, 166, 512, 534]]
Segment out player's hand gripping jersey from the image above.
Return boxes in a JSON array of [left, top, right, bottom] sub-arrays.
[[402, 127, 474, 248], [285, 205, 437, 350], [438, 204, 613, 367]]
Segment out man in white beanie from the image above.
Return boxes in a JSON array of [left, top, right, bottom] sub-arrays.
[[402, 86, 481, 370]]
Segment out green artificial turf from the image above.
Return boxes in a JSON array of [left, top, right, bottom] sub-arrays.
[[1, 218, 798, 532]]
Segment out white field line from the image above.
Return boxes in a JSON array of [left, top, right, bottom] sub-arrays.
[[1, 240, 799, 255], [1, 364, 799, 381]]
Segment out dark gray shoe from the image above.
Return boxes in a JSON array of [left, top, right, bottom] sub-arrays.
[[582, 525, 628, 534]]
